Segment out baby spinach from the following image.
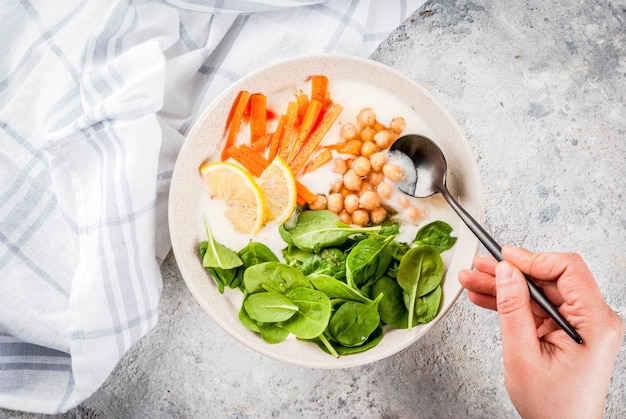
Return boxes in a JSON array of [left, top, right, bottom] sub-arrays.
[[371, 275, 409, 329], [201, 221, 243, 270], [413, 220, 457, 253], [328, 293, 383, 347], [284, 210, 390, 252], [345, 235, 394, 289], [308, 274, 371, 304], [243, 262, 311, 295], [243, 291, 299, 323], [414, 285, 443, 324], [279, 287, 331, 339], [397, 246, 444, 329]]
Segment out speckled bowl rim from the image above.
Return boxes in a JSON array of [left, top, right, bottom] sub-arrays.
[[168, 54, 483, 369]]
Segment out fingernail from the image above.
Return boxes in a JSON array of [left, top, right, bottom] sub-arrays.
[[496, 262, 514, 284]]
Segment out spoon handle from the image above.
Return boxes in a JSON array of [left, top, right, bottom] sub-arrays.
[[440, 187, 583, 344]]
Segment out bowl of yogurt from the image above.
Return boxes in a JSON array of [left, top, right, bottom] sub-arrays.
[[169, 54, 483, 368]]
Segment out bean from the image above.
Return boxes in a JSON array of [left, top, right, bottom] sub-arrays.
[[370, 207, 387, 224], [352, 209, 370, 226], [338, 210, 352, 225], [397, 196, 410, 208], [333, 158, 347, 175], [369, 152, 387, 172], [359, 190, 381, 210], [330, 178, 343, 193], [327, 193, 343, 213], [343, 169, 362, 191], [390, 117, 406, 135], [374, 129, 394, 149], [340, 123, 358, 141], [368, 170, 384, 187], [309, 194, 328, 210], [360, 141, 377, 157], [407, 206, 422, 221], [377, 181, 393, 199], [357, 108, 376, 128], [344, 194, 360, 214], [360, 126, 376, 143], [383, 164, 404, 183], [352, 156, 371, 177]]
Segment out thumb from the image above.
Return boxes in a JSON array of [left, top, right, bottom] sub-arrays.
[[496, 261, 540, 357]]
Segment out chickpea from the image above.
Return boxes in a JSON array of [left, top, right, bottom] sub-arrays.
[[383, 164, 404, 183], [352, 209, 370, 226], [368, 170, 384, 187], [389, 117, 406, 135], [343, 169, 362, 191], [370, 206, 388, 224], [360, 179, 375, 192], [359, 190, 381, 210], [339, 186, 352, 198], [377, 181, 393, 199], [345, 158, 354, 169], [360, 126, 376, 143], [338, 210, 352, 225], [352, 156, 371, 177], [408, 205, 422, 221], [327, 193, 343, 214], [330, 178, 343, 193], [333, 158, 347, 174], [308, 194, 328, 210], [343, 194, 360, 214], [340, 123, 358, 141], [374, 121, 386, 131], [357, 108, 376, 128], [374, 129, 394, 149], [360, 141, 377, 157], [369, 152, 388, 172]]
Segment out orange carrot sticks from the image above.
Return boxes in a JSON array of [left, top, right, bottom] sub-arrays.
[[310, 75, 329, 105], [304, 148, 332, 173], [326, 139, 363, 155], [288, 98, 323, 164], [295, 181, 317, 205], [290, 103, 343, 175], [222, 90, 251, 161], [278, 101, 298, 161], [296, 93, 309, 126], [228, 144, 269, 177], [268, 114, 286, 162], [249, 93, 267, 143]]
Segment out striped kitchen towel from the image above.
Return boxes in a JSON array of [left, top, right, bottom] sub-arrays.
[[0, 0, 425, 413]]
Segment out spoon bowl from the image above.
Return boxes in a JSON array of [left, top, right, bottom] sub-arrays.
[[390, 134, 583, 344]]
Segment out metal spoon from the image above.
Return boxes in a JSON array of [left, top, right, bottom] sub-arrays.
[[390, 134, 583, 344]]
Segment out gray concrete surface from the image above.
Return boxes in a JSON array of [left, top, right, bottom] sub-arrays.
[[3, 0, 625, 418]]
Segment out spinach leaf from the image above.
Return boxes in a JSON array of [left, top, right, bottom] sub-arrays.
[[279, 288, 331, 339], [415, 285, 443, 324], [396, 246, 444, 329], [243, 292, 299, 323], [308, 274, 371, 304], [206, 266, 237, 294], [232, 242, 279, 289], [328, 293, 383, 347], [239, 303, 290, 344], [201, 221, 243, 270], [371, 275, 409, 329], [288, 247, 347, 280], [243, 262, 311, 295], [285, 210, 385, 252], [413, 220, 457, 253], [345, 235, 394, 289], [309, 326, 384, 356]]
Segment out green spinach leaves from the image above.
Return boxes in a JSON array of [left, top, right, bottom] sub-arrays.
[[199, 212, 457, 358]]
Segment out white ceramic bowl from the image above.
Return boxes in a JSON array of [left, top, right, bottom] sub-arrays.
[[169, 54, 483, 368]]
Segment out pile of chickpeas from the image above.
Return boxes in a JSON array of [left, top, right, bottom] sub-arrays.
[[308, 108, 422, 226]]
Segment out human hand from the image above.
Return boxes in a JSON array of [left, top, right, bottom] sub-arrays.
[[458, 245, 624, 419]]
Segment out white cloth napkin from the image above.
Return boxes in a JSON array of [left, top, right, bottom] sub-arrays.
[[0, 0, 425, 413]]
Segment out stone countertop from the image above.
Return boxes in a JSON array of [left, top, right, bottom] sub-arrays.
[[4, 0, 625, 418]]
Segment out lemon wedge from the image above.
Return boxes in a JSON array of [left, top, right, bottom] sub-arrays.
[[200, 161, 266, 235], [258, 156, 297, 224]]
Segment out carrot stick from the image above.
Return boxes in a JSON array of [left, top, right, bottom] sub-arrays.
[[290, 103, 343, 175], [268, 114, 286, 161], [310, 75, 329, 105], [228, 144, 269, 177], [295, 181, 317, 204], [251, 133, 272, 153], [326, 139, 363, 155], [278, 101, 298, 161], [296, 93, 309, 126], [288, 99, 323, 164], [249, 93, 267, 143], [222, 90, 251, 161], [304, 148, 332, 173]]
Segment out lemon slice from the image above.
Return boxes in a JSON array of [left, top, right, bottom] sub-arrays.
[[200, 162, 266, 234], [258, 156, 297, 224]]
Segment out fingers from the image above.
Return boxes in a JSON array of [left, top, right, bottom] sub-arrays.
[[495, 261, 541, 358]]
